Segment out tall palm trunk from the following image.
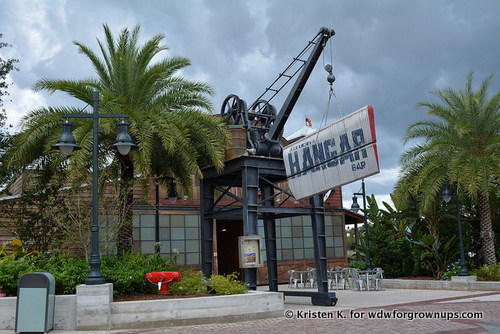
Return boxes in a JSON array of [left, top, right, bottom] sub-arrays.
[[478, 192, 497, 265], [426, 218, 441, 253], [117, 153, 134, 256]]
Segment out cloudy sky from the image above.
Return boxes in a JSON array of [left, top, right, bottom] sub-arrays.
[[1, 0, 500, 207]]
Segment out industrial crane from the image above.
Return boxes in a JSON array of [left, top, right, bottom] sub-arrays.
[[201, 27, 338, 306]]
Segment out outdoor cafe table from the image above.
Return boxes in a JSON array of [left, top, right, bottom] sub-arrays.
[[357, 269, 374, 291]]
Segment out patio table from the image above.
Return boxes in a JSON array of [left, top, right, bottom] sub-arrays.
[[293, 270, 309, 288], [327, 269, 345, 290], [357, 270, 374, 291]]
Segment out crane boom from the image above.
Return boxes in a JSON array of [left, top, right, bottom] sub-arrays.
[[269, 27, 334, 141]]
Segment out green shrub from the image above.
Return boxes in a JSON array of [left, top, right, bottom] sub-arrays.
[[208, 273, 247, 295], [441, 261, 461, 281], [43, 253, 89, 294], [169, 270, 247, 296], [169, 269, 207, 295], [0, 258, 36, 295], [347, 261, 367, 270], [0, 253, 90, 296], [101, 252, 174, 297], [477, 263, 500, 281]]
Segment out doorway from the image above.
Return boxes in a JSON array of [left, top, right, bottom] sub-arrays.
[[216, 220, 244, 279]]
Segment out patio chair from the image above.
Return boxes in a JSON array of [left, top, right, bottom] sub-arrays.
[[327, 269, 335, 289], [351, 268, 366, 291], [328, 267, 345, 290], [344, 268, 354, 289], [338, 267, 352, 290], [368, 267, 384, 291], [306, 268, 316, 288], [288, 270, 299, 288]]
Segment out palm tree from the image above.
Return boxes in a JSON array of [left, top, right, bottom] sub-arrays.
[[5, 25, 228, 255], [396, 71, 500, 265]]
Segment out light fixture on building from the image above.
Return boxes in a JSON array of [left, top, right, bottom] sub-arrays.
[[167, 179, 178, 204]]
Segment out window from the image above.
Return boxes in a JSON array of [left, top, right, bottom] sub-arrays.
[[257, 214, 344, 261], [134, 214, 200, 265]]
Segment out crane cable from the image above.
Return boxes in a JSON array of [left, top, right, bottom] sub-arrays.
[[319, 37, 343, 131]]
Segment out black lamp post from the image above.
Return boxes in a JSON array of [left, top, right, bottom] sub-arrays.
[[442, 181, 470, 276], [154, 177, 178, 254], [54, 90, 136, 285], [351, 179, 372, 271]]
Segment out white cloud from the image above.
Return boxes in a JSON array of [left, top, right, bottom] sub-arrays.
[[9, 0, 67, 71], [179, 68, 212, 87], [240, 50, 273, 74], [4, 74, 48, 131], [341, 167, 399, 210], [369, 167, 400, 186]]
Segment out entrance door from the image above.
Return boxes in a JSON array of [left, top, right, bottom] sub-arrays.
[[216, 220, 244, 279]]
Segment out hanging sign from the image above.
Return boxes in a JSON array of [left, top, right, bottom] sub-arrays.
[[283, 105, 379, 200]]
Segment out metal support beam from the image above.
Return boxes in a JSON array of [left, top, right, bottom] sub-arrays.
[[262, 184, 278, 292], [309, 194, 337, 306], [242, 166, 259, 290], [200, 180, 215, 278], [310, 194, 328, 292]]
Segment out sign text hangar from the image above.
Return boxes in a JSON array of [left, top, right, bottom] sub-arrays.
[[283, 105, 380, 200]]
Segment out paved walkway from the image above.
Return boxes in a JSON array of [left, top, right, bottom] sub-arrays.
[[3, 286, 500, 333]]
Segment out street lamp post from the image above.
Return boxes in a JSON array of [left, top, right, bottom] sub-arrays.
[[350, 179, 372, 271], [53, 90, 136, 285], [442, 181, 470, 276]]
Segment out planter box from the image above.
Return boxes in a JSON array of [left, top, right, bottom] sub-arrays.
[[0, 284, 284, 331], [111, 291, 283, 329]]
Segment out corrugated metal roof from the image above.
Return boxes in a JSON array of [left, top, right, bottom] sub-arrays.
[[285, 126, 317, 142]]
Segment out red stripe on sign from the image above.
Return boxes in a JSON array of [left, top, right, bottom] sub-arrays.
[[372, 142, 380, 171], [367, 105, 376, 142]]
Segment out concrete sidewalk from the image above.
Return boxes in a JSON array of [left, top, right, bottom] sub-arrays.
[[276, 283, 499, 310], [2, 286, 500, 333]]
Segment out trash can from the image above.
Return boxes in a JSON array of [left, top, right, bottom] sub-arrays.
[[15, 272, 55, 333]]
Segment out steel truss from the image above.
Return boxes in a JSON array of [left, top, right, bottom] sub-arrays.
[[201, 155, 337, 306]]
